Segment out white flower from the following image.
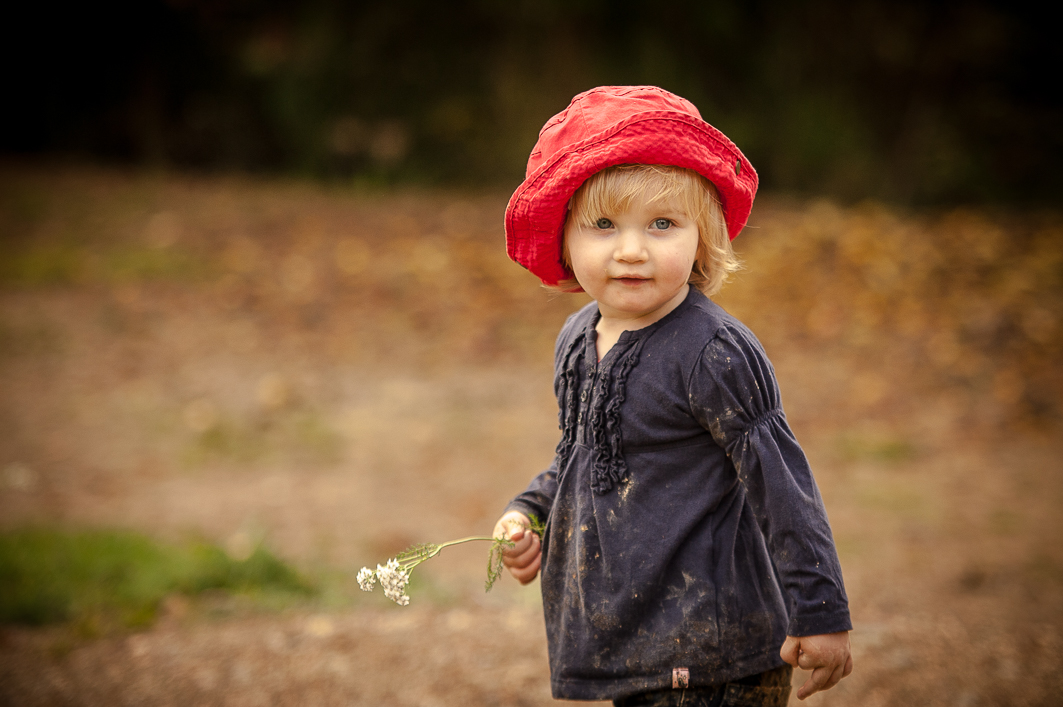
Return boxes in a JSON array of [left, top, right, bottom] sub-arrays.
[[376, 559, 411, 605], [357, 567, 376, 592]]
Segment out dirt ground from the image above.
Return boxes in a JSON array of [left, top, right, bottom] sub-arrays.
[[1, 163, 1062, 706]]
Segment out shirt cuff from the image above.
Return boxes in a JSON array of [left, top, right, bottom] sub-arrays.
[[786, 609, 853, 637]]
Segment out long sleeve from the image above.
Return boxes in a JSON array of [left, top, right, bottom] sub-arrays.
[[688, 324, 851, 637], [505, 459, 559, 524]]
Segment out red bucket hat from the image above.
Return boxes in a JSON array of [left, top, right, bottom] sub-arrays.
[[505, 85, 758, 286]]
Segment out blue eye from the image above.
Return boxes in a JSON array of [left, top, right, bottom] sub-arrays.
[[653, 218, 672, 229], [594, 218, 613, 229]]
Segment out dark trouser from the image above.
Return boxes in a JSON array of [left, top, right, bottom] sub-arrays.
[[613, 664, 793, 707]]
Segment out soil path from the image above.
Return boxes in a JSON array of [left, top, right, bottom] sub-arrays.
[[2, 165, 1061, 705]]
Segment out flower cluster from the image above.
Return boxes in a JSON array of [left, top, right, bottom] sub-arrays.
[[356, 566, 376, 591], [357, 559, 412, 604], [359, 551, 420, 605], [378, 559, 411, 605]]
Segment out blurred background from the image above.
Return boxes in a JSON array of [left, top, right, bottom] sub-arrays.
[[2, 0, 1059, 203], [1, 1, 1061, 705]]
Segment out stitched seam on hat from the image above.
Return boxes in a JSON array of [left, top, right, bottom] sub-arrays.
[[574, 97, 590, 138]]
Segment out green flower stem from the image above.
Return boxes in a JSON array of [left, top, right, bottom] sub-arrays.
[[394, 536, 496, 571]]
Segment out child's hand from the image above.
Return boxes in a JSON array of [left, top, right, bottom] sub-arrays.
[[492, 511, 541, 585], [780, 631, 853, 700]]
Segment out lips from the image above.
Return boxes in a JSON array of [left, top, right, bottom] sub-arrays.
[[613, 275, 651, 284]]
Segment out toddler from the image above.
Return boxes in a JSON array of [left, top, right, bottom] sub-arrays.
[[494, 86, 852, 706]]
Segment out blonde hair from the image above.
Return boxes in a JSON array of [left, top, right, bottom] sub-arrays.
[[555, 164, 740, 296]]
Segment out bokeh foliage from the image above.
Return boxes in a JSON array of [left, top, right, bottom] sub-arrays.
[[3, 0, 1057, 203], [0, 527, 315, 629]]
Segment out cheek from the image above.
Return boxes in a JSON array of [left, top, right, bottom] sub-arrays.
[[569, 253, 601, 290], [565, 234, 602, 278], [673, 235, 701, 276], [663, 244, 699, 278]]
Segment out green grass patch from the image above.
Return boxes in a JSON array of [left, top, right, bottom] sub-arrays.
[[101, 246, 207, 283], [0, 527, 316, 630], [181, 410, 344, 468], [0, 244, 209, 287], [182, 420, 268, 466], [0, 245, 84, 286], [855, 481, 929, 519]]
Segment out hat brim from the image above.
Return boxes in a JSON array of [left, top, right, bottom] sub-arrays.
[[505, 111, 758, 287]]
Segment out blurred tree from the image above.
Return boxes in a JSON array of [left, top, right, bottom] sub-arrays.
[[1, 0, 1057, 203]]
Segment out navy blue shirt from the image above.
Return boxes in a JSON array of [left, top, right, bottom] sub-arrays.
[[507, 288, 851, 701]]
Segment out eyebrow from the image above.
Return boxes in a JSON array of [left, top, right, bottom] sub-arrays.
[[649, 206, 691, 219]]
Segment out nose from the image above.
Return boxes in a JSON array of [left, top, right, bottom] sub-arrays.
[[614, 227, 647, 263]]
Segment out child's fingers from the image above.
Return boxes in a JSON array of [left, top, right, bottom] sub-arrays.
[[779, 636, 801, 667], [493, 512, 531, 541], [503, 530, 541, 567], [510, 550, 541, 584], [795, 654, 852, 699], [501, 528, 533, 557], [811, 664, 844, 698], [828, 661, 847, 689], [503, 533, 541, 584], [795, 673, 818, 700], [796, 664, 834, 700]]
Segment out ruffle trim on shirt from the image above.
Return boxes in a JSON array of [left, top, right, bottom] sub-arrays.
[[554, 328, 645, 495], [553, 329, 585, 487], [589, 337, 644, 494]]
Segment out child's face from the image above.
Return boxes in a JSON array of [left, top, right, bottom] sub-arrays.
[[565, 193, 699, 326]]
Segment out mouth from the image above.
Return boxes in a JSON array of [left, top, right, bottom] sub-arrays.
[[612, 275, 651, 285]]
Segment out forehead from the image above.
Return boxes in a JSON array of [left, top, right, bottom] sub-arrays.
[[588, 166, 701, 204], [591, 189, 694, 217]]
